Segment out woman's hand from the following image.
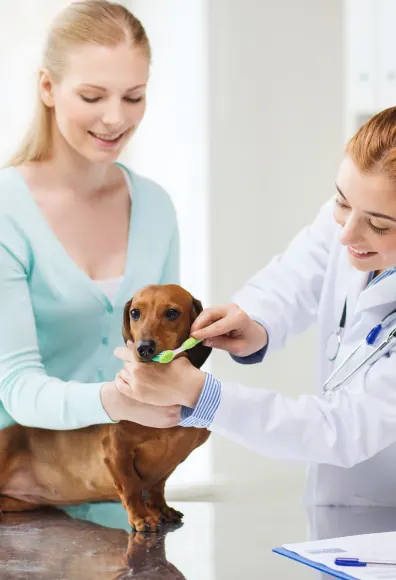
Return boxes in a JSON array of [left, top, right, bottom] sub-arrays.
[[100, 381, 181, 428], [190, 303, 268, 357], [113, 347, 206, 408]]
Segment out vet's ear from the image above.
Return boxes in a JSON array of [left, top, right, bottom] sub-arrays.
[[122, 299, 133, 344], [187, 296, 212, 369]]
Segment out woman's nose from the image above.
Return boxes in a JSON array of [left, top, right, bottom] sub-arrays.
[[101, 100, 125, 126], [339, 215, 364, 246]]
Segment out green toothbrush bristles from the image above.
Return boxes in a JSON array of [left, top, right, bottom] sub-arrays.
[[152, 337, 203, 364], [155, 350, 175, 364]]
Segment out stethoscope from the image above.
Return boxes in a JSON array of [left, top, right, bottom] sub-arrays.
[[323, 300, 396, 397]]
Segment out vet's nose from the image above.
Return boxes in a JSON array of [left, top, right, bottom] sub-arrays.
[[136, 340, 157, 360]]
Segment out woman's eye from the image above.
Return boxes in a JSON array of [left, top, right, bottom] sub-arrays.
[[81, 96, 143, 104], [125, 96, 144, 103], [81, 95, 101, 103], [369, 222, 391, 235], [166, 309, 180, 321], [334, 197, 349, 210], [130, 309, 140, 321]]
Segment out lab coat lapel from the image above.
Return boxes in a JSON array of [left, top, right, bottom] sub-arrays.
[[356, 270, 396, 312], [337, 248, 368, 324]]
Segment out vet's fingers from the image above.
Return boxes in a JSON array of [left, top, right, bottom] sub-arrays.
[[203, 336, 245, 354], [191, 306, 237, 340], [191, 306, 228, 334], [160, 406, 182, 428]]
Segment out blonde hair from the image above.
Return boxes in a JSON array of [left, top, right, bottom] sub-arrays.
[[346, 106, 396, 181], [5, 0, 150, 167]]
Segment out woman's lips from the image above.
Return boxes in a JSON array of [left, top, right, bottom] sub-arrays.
[[348, 246, 377, 259]]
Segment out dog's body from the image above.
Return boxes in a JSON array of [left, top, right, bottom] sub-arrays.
[[0, 285, 211, 531]]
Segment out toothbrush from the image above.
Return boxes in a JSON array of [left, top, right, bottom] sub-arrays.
[[152, 337, 203, 364]]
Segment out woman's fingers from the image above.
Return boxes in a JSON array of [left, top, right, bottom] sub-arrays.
[[114, 346, 135, 363], [115, 374, 132, 397]]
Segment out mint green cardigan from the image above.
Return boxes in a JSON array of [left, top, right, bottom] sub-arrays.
[[0, 164, 179, 430]]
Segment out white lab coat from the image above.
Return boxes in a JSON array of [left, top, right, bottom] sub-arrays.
[[210, 199, 396, 506]]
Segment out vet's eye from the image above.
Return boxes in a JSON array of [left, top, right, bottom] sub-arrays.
[[166, 309, 180, 321], [130, 309, 140, 321]]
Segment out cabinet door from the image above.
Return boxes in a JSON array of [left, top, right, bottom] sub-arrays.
[[378, 0, 396, 109], [346, 0, 377, 114]]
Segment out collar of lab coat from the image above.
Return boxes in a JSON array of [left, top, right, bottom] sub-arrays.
[[341, 248, 396, 316]]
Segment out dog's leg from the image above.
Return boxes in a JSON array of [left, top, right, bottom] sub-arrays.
[[146, 475, 184, 524], [0, 496, 40, 519], [102, 439, 161, 533]]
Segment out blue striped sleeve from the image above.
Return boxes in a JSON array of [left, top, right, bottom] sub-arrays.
[[179, 373, 221, 428], [230, 316, 269, 365], [231, 343, 268, 364]]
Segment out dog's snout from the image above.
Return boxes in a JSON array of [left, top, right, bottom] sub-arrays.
[[136, 340, 157, 360]]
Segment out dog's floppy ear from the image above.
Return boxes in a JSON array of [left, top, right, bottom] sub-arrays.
[[122, 299, 133, 344], [187, 296, 212, 369]]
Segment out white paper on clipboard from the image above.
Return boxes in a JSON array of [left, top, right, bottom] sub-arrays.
[[282, 531, 396, 579]]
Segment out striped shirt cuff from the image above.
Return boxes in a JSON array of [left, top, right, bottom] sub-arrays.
[[230, 316, 269, 365], [231, 343, 268, 365], [179, 373, 222, 428]]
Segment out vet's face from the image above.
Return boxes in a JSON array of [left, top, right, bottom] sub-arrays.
[[124, 285, 201, 362], [334, 156, 396, 272]]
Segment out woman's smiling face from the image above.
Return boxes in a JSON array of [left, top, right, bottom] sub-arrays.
[[39, 42, 149, 163], [334, 155, 396, 272]]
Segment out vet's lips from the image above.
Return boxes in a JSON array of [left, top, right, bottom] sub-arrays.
[[348, 246, 377, 259]]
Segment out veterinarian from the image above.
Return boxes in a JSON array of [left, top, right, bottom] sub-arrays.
[[115, 106, 396, 507], [0, 2, 182, 433]]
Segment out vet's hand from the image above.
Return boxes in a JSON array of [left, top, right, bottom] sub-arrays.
[[190, 303, 268, 357], [100, 382, 181, 428], [113, 346, 206, 408]]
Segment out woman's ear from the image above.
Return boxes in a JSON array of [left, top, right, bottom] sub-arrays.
[[187, 296, 212, 369], [122, 299, 133, 344], [39, 68, 55, 108]]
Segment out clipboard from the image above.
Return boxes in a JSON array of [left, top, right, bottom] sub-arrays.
[[273, 546, 359, 580]]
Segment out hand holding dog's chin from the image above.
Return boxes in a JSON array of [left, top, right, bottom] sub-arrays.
[[100, 381, 181, 427], [113, 357, 206, 408]]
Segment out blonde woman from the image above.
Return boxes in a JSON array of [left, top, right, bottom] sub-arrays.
[[0, 1, 180, 437]]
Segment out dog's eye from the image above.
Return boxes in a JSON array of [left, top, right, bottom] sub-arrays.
[[165, 309, 180, 321], [130, 309, 140, 321]]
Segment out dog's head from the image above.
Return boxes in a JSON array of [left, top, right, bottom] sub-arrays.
[[122, 284, 211, 369]]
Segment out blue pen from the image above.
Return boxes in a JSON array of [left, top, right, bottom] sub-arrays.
[[335, 557, 396, 567]]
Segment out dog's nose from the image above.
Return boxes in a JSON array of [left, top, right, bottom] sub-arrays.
[[136, 340, 157, 360]]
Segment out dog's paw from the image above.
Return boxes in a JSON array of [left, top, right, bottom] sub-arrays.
[[129, 513, 162, 533], [159, 506, 184, 523]]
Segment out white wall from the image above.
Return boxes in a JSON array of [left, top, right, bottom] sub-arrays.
[[208, 0, 344, 495], [0, 0, 72, 165]]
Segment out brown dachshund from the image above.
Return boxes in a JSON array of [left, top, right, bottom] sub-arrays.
[[0, 284, 211, 532]]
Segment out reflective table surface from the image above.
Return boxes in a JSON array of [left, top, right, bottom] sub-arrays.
[[1, 494, 396, 579]]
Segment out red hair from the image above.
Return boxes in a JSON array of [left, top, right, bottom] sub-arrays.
[[346, 107, 396, 180]]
